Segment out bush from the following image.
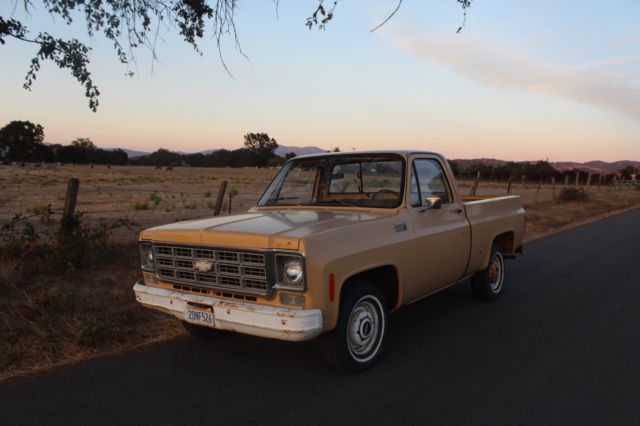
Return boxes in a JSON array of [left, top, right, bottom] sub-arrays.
[[0, 209, 131, 277], [559, 188, 589, 202], [133, 201, 148, 210], [150, 192, 162, 206]]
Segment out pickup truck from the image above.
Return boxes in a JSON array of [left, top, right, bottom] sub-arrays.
[[134, 151, 525, 371]]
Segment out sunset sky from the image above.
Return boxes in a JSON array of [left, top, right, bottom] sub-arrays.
[[1, 1, 639, 161]]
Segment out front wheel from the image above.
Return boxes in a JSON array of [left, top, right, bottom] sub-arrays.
[[471, 245, 505, 301], [319, 282, 389, 373]]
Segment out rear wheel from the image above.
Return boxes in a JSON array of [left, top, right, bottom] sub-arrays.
[[319, 281, 389, 373], [471, 244, 505, 301], [181, 321, 228, 338]]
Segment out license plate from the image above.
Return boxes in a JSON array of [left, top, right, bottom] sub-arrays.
[[185, 304, 215, 327]]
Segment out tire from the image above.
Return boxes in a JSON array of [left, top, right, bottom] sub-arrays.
[[319, 281, 389, 373], [181, 321, 228, 338], [471, 244, 505, 301]]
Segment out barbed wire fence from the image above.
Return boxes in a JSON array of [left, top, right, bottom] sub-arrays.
[[1, 166, 638, 244], [1, 167, 276, 243]]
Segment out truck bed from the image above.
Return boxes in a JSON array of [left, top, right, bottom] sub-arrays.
[[462, 195, 526, 275]]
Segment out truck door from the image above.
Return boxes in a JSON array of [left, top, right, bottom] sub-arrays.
[[405, 156, 471, 300]]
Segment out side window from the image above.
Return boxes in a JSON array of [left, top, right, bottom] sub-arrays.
[[413, 159, 451, 205]]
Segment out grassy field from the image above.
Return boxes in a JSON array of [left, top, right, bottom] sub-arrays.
[[1, 164, 639, 381]]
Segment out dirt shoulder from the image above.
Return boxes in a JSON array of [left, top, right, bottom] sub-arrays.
[[1, 188, 639, 382]]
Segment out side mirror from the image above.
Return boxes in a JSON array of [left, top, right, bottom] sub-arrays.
[[420, 196, 442, 212]]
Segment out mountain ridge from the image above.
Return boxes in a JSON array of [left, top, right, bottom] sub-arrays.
[[92, 144, 639, 173]]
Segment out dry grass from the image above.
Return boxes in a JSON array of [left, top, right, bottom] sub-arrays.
[[1, 164, 639, 382], [0, 246, 182, 382]]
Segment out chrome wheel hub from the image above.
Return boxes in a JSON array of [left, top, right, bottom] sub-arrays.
[[347, 299, 380, 358], [489, 252, 504, 293]]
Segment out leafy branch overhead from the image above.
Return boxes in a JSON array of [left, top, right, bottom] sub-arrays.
[[1, 1, 472, 111]]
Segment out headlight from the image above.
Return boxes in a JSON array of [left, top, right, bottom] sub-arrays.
[[276, 254, 305, 290], [284, 258, 304, 284], [139, 243, 154, 271]]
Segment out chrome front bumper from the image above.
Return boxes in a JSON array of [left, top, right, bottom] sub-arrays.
[[133, 282, 323, 342]]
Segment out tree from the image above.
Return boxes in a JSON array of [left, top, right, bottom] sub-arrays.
[[1, 1, 472, 111], [243, 132, 279, 167], [620, 165, 638, 180], [0, 120, 46, 162]]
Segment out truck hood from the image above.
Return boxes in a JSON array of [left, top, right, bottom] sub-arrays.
[[140, 209, 394, 250]]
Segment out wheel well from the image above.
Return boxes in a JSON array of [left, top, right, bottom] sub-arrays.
[[493, 231, 515, 254], [340, 266, 399, 310]]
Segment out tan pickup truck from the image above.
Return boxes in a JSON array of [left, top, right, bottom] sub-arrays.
[[134, 151, 525, 371]]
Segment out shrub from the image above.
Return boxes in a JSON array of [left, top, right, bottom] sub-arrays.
[[150, 192, 162, 206], [559, 188, 589, 202], [0, 210, 131, 277]]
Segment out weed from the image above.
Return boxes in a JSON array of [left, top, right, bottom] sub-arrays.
[[184, 201, 197, 210], [204, 190, 211, 197], [133, 201, 148, 210], [150, 192, 162, 206], [76, 321, 107, 346], [207, 201, 215, 209], [559, 188, 589, 202]]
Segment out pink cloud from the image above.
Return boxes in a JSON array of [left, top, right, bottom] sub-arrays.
[[391, 33, 640, 120]]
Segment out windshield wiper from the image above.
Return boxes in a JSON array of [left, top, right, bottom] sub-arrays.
[[314, 199, 356, 207]]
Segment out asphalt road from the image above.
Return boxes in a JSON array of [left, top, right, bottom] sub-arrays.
[[2, 208, 640, 426]]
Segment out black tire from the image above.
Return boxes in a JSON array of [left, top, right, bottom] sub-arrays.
[[319, 281, 389, 373], [471, 244, 505, 301], [181, 321, 228, 338]]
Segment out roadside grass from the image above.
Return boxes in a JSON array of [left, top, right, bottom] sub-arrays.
[[0, 244, 181, 382], [1, 164, 639, 381]]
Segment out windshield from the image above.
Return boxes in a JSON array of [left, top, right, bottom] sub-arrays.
[[258, 154, 405, 208]]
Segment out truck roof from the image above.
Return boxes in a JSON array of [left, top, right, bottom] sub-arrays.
[[292, 150, 446, 160]]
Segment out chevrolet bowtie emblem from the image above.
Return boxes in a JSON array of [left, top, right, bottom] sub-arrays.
[[194, 260, 214, 272]]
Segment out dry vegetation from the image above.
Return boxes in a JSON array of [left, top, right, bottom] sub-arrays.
[[1, 164, 639, 381]]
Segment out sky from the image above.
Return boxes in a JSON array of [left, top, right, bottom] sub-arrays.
[[1, 0, 639, 162]]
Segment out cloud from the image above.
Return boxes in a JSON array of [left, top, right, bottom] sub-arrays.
[[389, 32, 640, 120]]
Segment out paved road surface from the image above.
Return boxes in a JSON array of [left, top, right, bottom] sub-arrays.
[[1, 208, 639, 426]]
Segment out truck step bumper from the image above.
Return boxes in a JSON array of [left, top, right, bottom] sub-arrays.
[[133, 282, 323, 342]]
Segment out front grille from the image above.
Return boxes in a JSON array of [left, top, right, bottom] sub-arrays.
[[153, 244, 269, 294]]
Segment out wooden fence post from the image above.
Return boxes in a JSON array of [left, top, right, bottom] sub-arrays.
[[575, 172, 580, 187], [521, 175, 526, 188], [535, 181, 541, 200], [564, 174, 569, 187], [469, 172, 481, 196], [63, 178, 79, 220], [506, 177, 513, 195], [213, 180, 228, 216], [586, 172, 592, 189], [61, 178, 79, 233], [551, 177, 556, 201]]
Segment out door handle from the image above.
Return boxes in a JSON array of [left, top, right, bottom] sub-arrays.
[[451, 207, 463, 214]]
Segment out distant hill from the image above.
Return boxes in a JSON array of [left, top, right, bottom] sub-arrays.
[[451, 158, 508, 169], [74, 143, 639, 172], [124, 145, 326, 158], [275, 145, 326, 157], [452, 158, 639, 175], [119, 148, 150, 158], [551, 160, 640, 174]]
